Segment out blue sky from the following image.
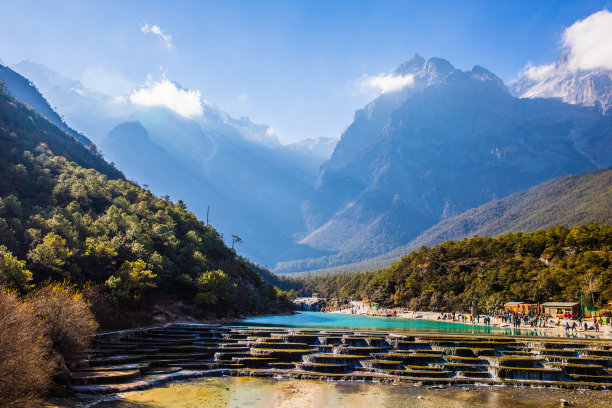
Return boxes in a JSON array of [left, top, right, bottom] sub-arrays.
[[1, 0, 610, 143]]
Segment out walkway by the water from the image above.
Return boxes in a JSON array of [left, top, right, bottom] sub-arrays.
[[324, 301, 611, 338]]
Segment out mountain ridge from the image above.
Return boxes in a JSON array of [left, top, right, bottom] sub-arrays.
[[279, 168, 611, 276], [0, 64, 93, 146], [281, 55, 611, 273]]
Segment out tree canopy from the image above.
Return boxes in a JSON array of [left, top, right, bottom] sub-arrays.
[[297, 224, 612, 313]]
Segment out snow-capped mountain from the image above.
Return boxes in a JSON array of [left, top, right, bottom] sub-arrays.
[[510, 51, 612, 114]]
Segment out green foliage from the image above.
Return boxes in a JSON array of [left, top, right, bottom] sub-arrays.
[[105, 259, 157, 304], [194, 269, 236, 313], [274, 287, 298, 309], [27, 233, 71, 277], [0, 245, 32, 292], [297, 224, 612, 313]]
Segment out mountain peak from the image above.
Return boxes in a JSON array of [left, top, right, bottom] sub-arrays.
[[107, 121, 149, 143], [426, 57, 454, 72], [393, 55, 456, 86], [394, 54, 426, 75], [422, 57, 455, 82], [468, 65, 506, 88]]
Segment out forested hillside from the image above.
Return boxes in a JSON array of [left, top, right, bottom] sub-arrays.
[[284, 169, 612, 276], [297, 224, 612, 313], [0, 83, 290, 326], [388, 169, 612, 258]]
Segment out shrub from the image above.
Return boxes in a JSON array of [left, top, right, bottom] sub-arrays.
[[26, 282, 98, 355], [0, 288, 52, 408]]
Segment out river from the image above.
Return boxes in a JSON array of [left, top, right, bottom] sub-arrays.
[[236, 311, 583, 337]]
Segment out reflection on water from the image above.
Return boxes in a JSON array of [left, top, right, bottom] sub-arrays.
[[66, 377, 605, 408], [236, 311, 595, 338]]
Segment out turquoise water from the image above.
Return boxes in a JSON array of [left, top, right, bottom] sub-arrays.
[[236, 311, 580, 337]]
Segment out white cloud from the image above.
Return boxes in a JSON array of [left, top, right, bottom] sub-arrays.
[[129, 79, 203, 117], [519, 9, 612, 78], [562, 9, 612, 70], [358, 73, 415, 95], [140, 23, 174, 49], [522, 62, 556, 81]]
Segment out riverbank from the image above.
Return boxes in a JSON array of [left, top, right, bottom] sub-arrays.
[[326, 302, 612, 338]]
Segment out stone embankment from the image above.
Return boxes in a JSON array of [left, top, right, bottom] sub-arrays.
[[67, 324, 612, 394]]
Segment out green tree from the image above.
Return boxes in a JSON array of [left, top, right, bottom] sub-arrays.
[[0, 245, 32, 292], [84, 237, 117, 261], [105, 259, 157, 304], [194, 269, 236, 314], [27, 233, 71, 276]]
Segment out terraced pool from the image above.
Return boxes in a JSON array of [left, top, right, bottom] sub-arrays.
[[50, 323, 612, 408]]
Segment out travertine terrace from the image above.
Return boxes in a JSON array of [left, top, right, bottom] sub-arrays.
[[68, 324, 612, 394]]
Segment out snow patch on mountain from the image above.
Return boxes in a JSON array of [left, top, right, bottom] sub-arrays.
[[510, 10, 612, 113]]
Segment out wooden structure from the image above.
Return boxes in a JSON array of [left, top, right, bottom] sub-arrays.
[[542, 302, 580, 319]]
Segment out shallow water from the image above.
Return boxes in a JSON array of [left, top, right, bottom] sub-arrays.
[[64, 377, 608, 408], [236, 311, 579, 337]]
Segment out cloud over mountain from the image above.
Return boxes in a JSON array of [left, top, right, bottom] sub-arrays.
[[563, 10, 612, 71], [511, 10, 612, 114], [129, 79, 203, 117], [357, 72, 415, 95], [522, 9, 612, 77]]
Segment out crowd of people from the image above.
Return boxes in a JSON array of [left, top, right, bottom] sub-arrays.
[[489, 309, 607, 331], [434, 309, 608, 332], [327, 301, 609, 335]]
